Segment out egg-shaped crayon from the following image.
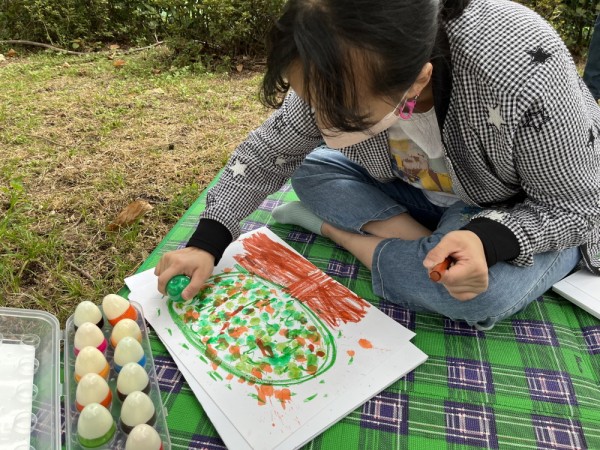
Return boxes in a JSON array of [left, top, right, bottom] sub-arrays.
[[166, 275, 190, 301], [77, 403, 116, 448], [125, 424, 163, 450], [119, 391, 156, 434], [75, 347, 110, 382], [74, 301, 104, 330], [117, 363, 150, 401], [114, 336, 145, 372], [110, 319, 142, 347], [102, 294, 138, 326], [76, 373, 113, 411], [74, 322, 108, 356]]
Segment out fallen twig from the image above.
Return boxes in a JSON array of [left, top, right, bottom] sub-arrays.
[[0, 40, 86, 55], [67, 261, 95, 283], [124, 41, 165, 54]]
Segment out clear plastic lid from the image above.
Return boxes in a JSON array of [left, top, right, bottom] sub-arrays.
[[0, 307, 62, 450]]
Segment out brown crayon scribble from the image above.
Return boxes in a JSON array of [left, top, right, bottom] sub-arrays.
[[234, 232, 370, 328]]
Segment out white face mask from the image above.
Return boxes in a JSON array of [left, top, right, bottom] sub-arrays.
[[319, 91, 415, 149]]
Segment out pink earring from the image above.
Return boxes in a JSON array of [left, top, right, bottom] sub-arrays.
[[398, 96, 418, 120]]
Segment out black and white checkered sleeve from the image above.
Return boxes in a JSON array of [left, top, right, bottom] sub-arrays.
[[199, 91, 323, 240], [473, 49, 600, 266]]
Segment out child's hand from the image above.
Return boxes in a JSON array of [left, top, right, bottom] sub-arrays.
[[155, 248, 215, 300], [423, 230, 488, 301]]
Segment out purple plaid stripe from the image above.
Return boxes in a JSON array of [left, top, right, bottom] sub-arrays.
[[176, 240, 187, 250], [512, 320, 559, 346], [286, 230, 317, 244], [258, 198, 283, 211], [326, 259, 359, 279], [444, 401, 499, 448], [582, 326, 600, 354], [241, 220, 265, 233], [361, 392, 409, 434], [532, 415, 587, 449], [154, 355, 184, 395], [279, 183, 293, 192], [525, 368, 577, 405], [447, 358, 495, 394], [444, 319, 485, 337], [378, 301, 415, 330], [188, 434, 227, 449]]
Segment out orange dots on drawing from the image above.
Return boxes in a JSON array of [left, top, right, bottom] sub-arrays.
[[229, 326, 248, 339], [256, 384, 274, 405], [358, 339, 373, 349], [260, 363, 273, 373], [251, 368, 263, 380], [275, 388, 292, 409], [347, 350, 355, 357], [183, 309, 200, 323], [254, 385, 293, 409], [223, 267, 233, 273], [205, 344, 218, 359]]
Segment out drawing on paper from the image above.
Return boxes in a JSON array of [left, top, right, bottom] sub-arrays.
[[168, 271, 336, 385], [168, 231, 371, 403], [126, 226, 428, 449]]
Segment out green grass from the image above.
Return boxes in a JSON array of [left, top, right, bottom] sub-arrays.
[[0, 48, 270, 324]]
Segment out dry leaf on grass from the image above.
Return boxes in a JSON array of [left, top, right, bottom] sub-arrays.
[[236, 64, 244, 72], [7, 48, 17, 58], [106, 200, 153, 231], [113, 59, 126, 69]]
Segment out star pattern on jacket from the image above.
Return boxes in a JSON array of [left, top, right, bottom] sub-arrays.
[[272, 115, 285, 135], [275, 156, 287, 166], [487, 105, 506, 130], [589, 127, 596, 147], [230, 159, 247, 177], [526, 46, 552, 64], [523, 106, 551, 132]]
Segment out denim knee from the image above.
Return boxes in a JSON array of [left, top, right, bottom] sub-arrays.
[[371, 238, 539, 330]]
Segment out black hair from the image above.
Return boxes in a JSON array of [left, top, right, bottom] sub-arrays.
[[261, 0, 471, 132]]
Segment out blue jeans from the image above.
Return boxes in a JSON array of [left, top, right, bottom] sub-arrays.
[[584, 14, 600, 100], [291, 147, 581, 330]]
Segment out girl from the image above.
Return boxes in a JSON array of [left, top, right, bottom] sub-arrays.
[[156, 0, 600, 330]]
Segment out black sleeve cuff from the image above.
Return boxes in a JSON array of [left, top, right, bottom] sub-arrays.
[[461, 217, 520, 267], [186, 219, 233, 265]]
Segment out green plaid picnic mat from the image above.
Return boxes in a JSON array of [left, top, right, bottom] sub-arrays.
[[128, 175, 600, 449]]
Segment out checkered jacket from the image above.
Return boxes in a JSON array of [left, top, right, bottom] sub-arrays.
[[195, 0, 600, 273]]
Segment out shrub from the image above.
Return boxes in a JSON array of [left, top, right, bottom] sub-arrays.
[[0, 0, 160, 49], [518, 0, 600, 57], [0, 0, 596, 61]]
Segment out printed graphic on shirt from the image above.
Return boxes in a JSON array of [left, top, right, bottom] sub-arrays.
[[387, 109, 454, 198], [389, 139, 453, 193]]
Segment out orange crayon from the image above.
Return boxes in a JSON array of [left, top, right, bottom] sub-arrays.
[[429, 257, 453, 282]]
